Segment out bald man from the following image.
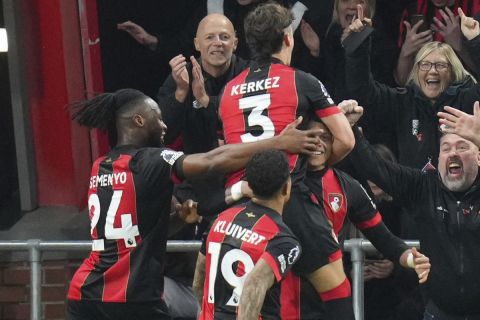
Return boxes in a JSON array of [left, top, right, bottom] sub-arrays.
[[157, 16, 248, 319], [156, 14, 248, 154]]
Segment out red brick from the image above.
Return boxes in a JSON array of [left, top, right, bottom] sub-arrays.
[[0, 287, 27, 302], [44, 268, 67, 285], [44, 302, 65, 319], [3, 268, 30, 285], [2, 303, 29, 320], [42, 286, 67, 302]]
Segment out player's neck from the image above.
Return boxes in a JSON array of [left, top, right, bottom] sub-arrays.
[[251, 197, 284, 216], [271, 51, 290, 66]]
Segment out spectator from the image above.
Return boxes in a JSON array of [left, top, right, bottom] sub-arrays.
[[198, 149, 302, 319], [65, 88, 323, 320], [395, 1, 480, 85], [344, 6, 480, 171], [300, 0, 399, 152], [347, 102, 480, 319], [157, 13, 247, 154]]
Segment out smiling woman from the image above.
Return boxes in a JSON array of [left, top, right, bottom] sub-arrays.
[[407, 41, 475, 100], [344, 9, 480, 171]]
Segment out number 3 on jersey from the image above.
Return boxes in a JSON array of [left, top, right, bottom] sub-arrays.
[[239, 94, 275, 143], [89, 191, 139, 251], [207, 242, 255, 306]]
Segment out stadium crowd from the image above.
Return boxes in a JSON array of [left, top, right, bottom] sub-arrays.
[[67, 0, 480, 319]]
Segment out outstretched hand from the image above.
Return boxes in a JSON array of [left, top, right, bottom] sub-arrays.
[[458, 8, 480, 40], [432, 8, 461, 51], [339, 99, 364, 126], [117, 21, 158, 49], [278, 116, 323, 155], [411, 247, 431, 284], [342, 4, 372, 42], [438, 101, 480, 146], [175, 199, 201, 224]]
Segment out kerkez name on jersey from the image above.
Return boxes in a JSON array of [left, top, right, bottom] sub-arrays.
[[213, 220, 266, 245], [230, 76, 280, 96], [90, 172, 127, 189]]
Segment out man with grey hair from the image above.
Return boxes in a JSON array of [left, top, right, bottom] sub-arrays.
[[345, 102, 480, 319]]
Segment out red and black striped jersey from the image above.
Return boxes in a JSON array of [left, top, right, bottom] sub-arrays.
[[306, 168, 381, 238], [68, 146, 184, 303], [280, 167, 407, 319], [219, 60, 340, 187], [199, 201, 301, 320]]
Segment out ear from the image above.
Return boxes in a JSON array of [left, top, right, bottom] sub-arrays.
[[194, 37, 200, 52], [133, 114, 145, 127], [284, 33, 292, 48], [282, 177, 292, 197], [233, 36, 238, 51], [477, 151, 480, 167]]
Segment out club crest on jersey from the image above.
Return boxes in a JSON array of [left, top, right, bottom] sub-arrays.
[[328, 193, 343, 213], [161, 150, 184, 165], [288, 246, 300, 264]]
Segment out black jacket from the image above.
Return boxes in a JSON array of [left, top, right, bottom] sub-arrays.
[[157, 54, 248, 154], [345, 34, 480, 170], [350, 128, 480, 316]]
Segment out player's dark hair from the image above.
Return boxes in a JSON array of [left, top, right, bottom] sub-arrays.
[[246, 149, 290, 199], [244, 2, 293, 63], [70, 88, 147, 145]]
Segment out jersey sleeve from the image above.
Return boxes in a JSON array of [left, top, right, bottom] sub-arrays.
[[297, 71, 341, 119], [344, 177, 382, 231], [158, 149, 186, 183], [261, 235, 301, 282]]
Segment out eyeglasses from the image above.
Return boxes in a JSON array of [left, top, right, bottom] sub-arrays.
[[418, 61, 450, 72]]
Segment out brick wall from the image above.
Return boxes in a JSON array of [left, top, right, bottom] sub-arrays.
[[0, 260, 82, 320]]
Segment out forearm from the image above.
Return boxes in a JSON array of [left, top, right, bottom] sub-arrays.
[[192, 253, 206, 305], [464, 36, 480, 73], [345, 37, 374, 104], [394, 53, 415, 86], [325, 115, 355, 165], [238, 277, 270, 320], [183, 135, 288, 178], [361, 221, 409, 263]]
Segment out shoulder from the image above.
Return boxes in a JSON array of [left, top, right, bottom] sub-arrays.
[[134, 148, 184, 167]]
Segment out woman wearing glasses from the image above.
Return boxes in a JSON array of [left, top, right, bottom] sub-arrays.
[[344, 7, 480, 171]]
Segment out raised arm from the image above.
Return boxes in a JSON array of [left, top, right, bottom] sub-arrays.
[[322, 112, 355, 165], [349, 126, 427, 204], [181, 117, 322, 178], [237, 258, 275, 320]]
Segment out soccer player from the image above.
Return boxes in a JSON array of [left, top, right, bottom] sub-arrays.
[[232, 114, 431, 319], [65, 88, 321, 320], [198, 149, 301, 319], [218, 3, 356, 319]]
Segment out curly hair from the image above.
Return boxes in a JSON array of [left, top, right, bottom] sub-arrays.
[[245, 149, 290, 198]]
